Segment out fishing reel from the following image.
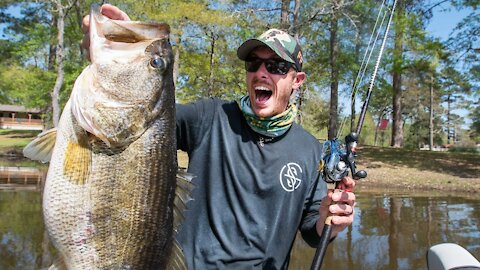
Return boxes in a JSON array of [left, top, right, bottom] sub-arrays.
[[321, 132, 367, 183]]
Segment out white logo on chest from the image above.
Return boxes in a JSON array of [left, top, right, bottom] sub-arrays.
[[279, 163, 302, 192]]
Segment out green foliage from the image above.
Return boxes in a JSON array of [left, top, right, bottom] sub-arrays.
[[469, 98, 480, 143], [0, 0, 476, 148], [0, 64, 55, 110], [301, 91, 329, 139]]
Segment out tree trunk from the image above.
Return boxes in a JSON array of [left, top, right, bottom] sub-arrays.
[[391, 0, 404, 147], [293, 0, 303, 123], [429, 74, 434, 150], [296, 86, 305, 124], [293, 0, 301, 38], [328, 11, 339, 140], [350, 30, 361, 133], [51, 0, 65, 127], [374, 111, 386, 147], [447, 94, 451, 144], [207, 32, 217, 98], [74, 0, 85, 59], [173, 34, 181, 87], [48, 16, 57, 71], [281, 0, 290, 30]]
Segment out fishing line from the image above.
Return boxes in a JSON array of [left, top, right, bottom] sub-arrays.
[[350, 0, 387, 102], [356, 0, 397, 135], [336, 0, 391, 138], [311, 2, 398, 269]]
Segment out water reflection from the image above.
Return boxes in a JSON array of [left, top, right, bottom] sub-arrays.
[[0, 189, 478, 269], [0, 166, 44, 191], [0, 191, 53, 270], [290, 191, 480, 270]]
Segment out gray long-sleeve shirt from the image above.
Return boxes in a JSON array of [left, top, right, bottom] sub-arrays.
[[176, 98, 327, 270]]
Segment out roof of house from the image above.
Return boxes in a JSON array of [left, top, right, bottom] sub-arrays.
[[0, 104, 41, 113]]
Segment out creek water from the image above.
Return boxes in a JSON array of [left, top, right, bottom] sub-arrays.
[[1, 168, 479, 270]]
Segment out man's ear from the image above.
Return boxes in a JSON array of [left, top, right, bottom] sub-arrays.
[[292, 72, 306, 90]]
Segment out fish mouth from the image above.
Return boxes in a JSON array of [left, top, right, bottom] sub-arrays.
[[254, 86, 273, 104]]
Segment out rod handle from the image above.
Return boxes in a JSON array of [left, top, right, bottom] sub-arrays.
[[310, 217, 333, 270]]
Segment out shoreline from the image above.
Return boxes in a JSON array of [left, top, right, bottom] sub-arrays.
[[356, 165, 480, 196], [2, 146, 479, 195]]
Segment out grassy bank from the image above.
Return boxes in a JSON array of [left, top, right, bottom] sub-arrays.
[[0, 129, 40, 156], [178, 146, 480, 195], [356, 146, 480, 194], [2, 130, 478, 194]]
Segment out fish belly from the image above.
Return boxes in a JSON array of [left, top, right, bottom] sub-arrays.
[[43, 101, 177, 269]]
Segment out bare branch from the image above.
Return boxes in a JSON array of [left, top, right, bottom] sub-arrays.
[[341, 11, 358, 31], [420, 0, 452, 16]]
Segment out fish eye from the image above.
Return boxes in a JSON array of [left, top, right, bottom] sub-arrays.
[[150, 56, 166, 70]]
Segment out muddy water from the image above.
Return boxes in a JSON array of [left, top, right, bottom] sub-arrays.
[[1, 183, 479, 269], [290, 190, 480, 270]]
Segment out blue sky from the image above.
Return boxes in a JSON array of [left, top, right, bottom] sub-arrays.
[[426, 4, 472, 40], [0, 2, 473, 41]]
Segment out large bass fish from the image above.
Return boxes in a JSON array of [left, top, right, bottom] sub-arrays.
[[24, 5, 191, 269]]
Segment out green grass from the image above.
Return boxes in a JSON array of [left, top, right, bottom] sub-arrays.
[[0, 129, 40, 152], [0, 129, 46, 168]]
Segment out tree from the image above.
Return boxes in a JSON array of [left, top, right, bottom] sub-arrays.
[[50, 0, 78, 127], [437, 66, 471, 144], [391, 0, 406, 147], [327, 1, 340, 140], [1, 1, 89, 128], [301, 91, 330, 139], [123, 0, 239, 101], [300, 0, 366, 139], [469, 94, 480, 142], [447, 1, 479, 144]]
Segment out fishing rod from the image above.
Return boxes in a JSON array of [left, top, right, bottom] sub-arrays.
[[310, 0, 397, 269]]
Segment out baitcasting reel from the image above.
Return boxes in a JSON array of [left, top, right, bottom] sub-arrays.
[[321, 132, 367, 183]]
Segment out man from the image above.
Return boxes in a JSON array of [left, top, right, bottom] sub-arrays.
[[83, 5, 355, 269]]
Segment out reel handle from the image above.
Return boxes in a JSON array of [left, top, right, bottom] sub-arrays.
[[344, 132, 367, 181], [353, 170, 367, 180]]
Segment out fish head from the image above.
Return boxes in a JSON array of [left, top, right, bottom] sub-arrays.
[[71, 5, 175, 146]]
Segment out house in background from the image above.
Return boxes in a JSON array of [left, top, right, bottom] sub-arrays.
[[0, 104, 44, 130]]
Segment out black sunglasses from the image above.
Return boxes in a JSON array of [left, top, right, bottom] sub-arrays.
[[245, 57, 295, 75]]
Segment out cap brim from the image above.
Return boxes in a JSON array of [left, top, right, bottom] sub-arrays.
[[237, 39, 295, 64], [237, 39, 267, 60]]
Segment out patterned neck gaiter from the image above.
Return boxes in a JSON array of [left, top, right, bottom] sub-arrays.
[[238, 95, 297, 138]]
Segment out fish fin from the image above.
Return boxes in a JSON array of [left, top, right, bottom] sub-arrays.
[[63, 140, 92, 185], [173, 169, 194, 232], [23, 128, 57, 163], [166, 169, 193, 270], [164, 240, 187, 270], [47, 256, 68, 270]]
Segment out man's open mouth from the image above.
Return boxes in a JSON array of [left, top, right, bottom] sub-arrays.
[[255, 86, 272, 103]]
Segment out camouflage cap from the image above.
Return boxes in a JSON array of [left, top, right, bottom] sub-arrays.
[[237, 29, 303, 71]]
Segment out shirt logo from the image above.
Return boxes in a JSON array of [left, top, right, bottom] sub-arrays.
[[279, 163, 302, 192]]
